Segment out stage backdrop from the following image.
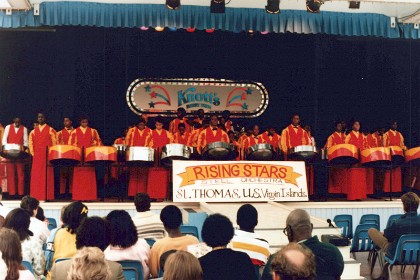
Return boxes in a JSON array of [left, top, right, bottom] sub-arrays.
[[0, 27, 419, 148]]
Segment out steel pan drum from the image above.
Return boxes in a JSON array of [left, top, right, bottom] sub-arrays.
[[113, 144, 127, 162], [247, 143, 274, 161], [126, 146, 155, 166], [288, 145, 318, 161], [85, 146, 117, 164], [0, 144, 29, 159], [405, 147, 420, 166], [161, 144, 191, 166], [360, 147, 391, 167], [388, 146, 405, 166], [202, 141, 237, 160], [49, 145, 81, 165], [327, 144, 359, 165]]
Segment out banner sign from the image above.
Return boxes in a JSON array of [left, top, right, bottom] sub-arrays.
[[126, 78, 269, 118], [172, 160, 308, 202]]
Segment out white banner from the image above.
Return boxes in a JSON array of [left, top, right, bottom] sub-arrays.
[[172, 160, 308, 202]]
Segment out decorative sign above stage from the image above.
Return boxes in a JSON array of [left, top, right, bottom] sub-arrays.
[[173, 160, 308, 202], [126, 78, 269, 118]]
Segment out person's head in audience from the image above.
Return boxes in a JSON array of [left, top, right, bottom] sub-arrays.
[[202, 214, 234, 249], [134, 193, 151, 213], [4, 208, 33, 241], [0, 251, 7, 280], [401, 192, 420, 213], [60, 205, 68, 227], [159, 250, 177, 274], [106, 210, 138, 249], [35, 206, 46, 222], [20, 195, 39, 217], [65, 201, 88, 234], [160, 205, 183, 237], [0, 228, 25, 280], [237, 204, 258, 233], [67, 247, 111, 280], [76, 216, 111, 251], [284, 209, 313, 243], [163, 251, 203, 280], [0, 216, 5, 230], [271, 242, 316, 280]]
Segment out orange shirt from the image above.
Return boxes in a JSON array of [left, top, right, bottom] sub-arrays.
[[261, 132, 281, 150], [173, 131, 192, 146], [197, 127, 229, 149], [383, 130, 406, 150], [280, 125, 310, 153], [57, 127, 74, 145], [125, 127, 152, 147], [169, 117, 191, 134], [325, 132, 345, 149], [345, 131, 367, 150], [242, 134, 264, 150]]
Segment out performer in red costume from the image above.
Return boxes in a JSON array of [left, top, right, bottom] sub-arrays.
[[56, 117, 74, 196], [173, 123, 192, 146], [261, 127, 281, 152], [242, 125, 264, 150], [345, 120, 369, 200], [148, 117, 173, 200], [382, 120, 406, 193], [220, 110, 234, 132], [2, 117, 28, 196], [69, 117, 102, 201], [325, 121, 347, 194], [169, 108, 191, 135], [197, 114, 229, 152], [125, 118, 152, 197], [29, 113, 56, 200]]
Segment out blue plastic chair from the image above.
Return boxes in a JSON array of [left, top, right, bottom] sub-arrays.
[[22, 261, 34, 275], [350, 223, 379, 259], [145, 238, 156, 248], [333, 214, 353, 239], [47, 217, 57, 231], [180, 225, 199, 238], [382, 234, 420, 280], [55, 258, 71, 263], [118, 260, 144, 280], [386, 214, 403, 228], [360, 214, 380, 229]]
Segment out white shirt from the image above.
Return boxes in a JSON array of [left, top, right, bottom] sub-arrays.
[[2, 124, 28, 146], [29, 217, 50, 245], [132, 211, 165, 240]]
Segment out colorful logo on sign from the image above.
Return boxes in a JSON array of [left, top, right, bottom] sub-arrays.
[[126, 78, 269, 118]]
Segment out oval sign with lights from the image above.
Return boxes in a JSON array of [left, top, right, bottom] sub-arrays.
[[126, 78, 269, 118]]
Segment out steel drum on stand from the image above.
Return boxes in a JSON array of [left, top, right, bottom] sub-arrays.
[[327, 144, 359, 165], [0, 144, 29, 160], [247, 143, 275, 161], [288, 145, 318, 161], [48, 145, 82, 166], [405, 147, 420, 166], [126, 146, 155, 166], [202, 141, 237, 161], [389, 146, 405, 166], [84, 146, 117, 164], [161, 144, 191, 167], [360, 147, 391, 167]]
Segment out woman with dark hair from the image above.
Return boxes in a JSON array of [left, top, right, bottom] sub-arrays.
[[199, 214, 257, 280], [104, 210, 150, 279], [4, 208, 45, 279], [0, 228, 36, 280], [51, 201, 88, 265]]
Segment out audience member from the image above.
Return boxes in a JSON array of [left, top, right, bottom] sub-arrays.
[[0, 251, 7, 280], [0, 228, 36, 280], [59, 205, 67, 227], [261, 209, 344, 280], [51, 201, 88, 264], [369, 192, 420, 260], [20, 195, 50, 244], [104, 210, 151, 279], [4, 208, 45, 280], [199, 214, 257, 280], [35, 206, 48, 225], [132, 193, 165, 240], [149, 205, 199, 277], [50, 216, 124, 280], [230, 204, 270, 265], [68, 247, 112, 280], [270, 242, 316, 280], [163, 251, 203, 280]]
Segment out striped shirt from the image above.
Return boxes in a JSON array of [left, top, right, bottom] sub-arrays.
[[230, 229, 270, 266], [132, 211, 166, 240]]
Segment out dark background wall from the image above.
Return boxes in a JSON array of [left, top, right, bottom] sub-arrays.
[[0, 27, 419, 146]]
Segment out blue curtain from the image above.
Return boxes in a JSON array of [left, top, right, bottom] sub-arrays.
[[0, 1, 413, 39]]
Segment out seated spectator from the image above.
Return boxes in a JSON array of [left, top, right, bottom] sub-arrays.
[[35, 206, 48, 225], [199, 214, 257, 280], [104, 210, 151, 279], [50, 216, 124, 280], [369, 192, 420, 260], [0, 228, 36, 280], [0, 251, 7, 280], [230, 204, 270, 265], [20, 196, 50, 244], [4, 208, 45, 280], [68, 247, 111, 280], [149, 205, 199, 277], [163, 251, 202, 280], [51, 201, 88, 264], [271, 242, 316, 280], [261, 209, 344, 280], [132, 193, 165, 240]]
